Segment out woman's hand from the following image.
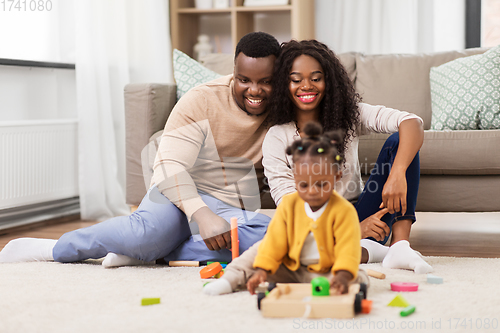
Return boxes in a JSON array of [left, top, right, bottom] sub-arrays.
[[191, 207, 231, 251], [247, 269, 268, 295], [359, 208, 390, 241], [329, 270, 353, 295], [380, 168, 407, 215]]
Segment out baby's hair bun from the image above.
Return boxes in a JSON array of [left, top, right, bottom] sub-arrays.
[[302, 122, 322, 138]]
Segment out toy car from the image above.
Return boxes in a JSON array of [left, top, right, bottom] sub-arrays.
[[257, 282, 370, 319]]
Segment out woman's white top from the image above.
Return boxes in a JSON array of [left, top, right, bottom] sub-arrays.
[[262, 103, 423, 205]]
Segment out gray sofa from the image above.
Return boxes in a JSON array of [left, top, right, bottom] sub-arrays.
[[124, 48, 500, 212]]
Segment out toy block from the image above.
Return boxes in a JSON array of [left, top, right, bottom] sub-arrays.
[[200, 262, 223, 279], [387, 294, 410, 307], [141, 298, 160, 306], [361, 299, 373, 314], [391, 282, 418, 292], [311, 276, 330, 296], [260, 283, 363, 319], [168, 261, 199, 267], [231, 217, 239, 260], [400, 305, 416, 317], [427, 274, 443, 284], [366, 269, 386, 279]]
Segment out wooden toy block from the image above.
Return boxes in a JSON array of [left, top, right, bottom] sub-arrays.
[[366, 269, 386, 279], [427, 274, 443, 284], [168, 261, 200, 267], [230, 217, 239, 260], [260, 283, 366, 319]]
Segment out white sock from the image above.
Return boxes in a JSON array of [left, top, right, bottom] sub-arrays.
[[0, 238, 57, 263], [203, 278, 233, 295], [361, 239, 389, 263], [102, 253, 153, 268], [382, 240, 433, 274]]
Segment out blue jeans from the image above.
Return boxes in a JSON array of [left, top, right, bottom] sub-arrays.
[[53, 187, 271, 263], [355, 133, 420, 245]]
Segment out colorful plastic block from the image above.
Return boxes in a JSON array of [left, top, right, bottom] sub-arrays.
[[427, 274, 443, 284], [311, 276, 330, 296], [387, 294, 410, 307], [141, 298, 160, 306], [400, 305, 416, 317], [391, 282, 418, 292]]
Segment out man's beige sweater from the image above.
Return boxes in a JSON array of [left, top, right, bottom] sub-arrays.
[[151, 75, 268, 220]]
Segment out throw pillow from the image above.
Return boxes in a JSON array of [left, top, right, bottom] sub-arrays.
[[430, 45, 500, 130], [173, 49, 223, 100]]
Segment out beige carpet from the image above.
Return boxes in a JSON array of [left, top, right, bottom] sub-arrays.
[[1, 256, 499, 333]]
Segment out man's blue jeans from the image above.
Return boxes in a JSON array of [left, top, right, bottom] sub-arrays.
[[355, 133, 420, 244], [53, 187, 271, 263]]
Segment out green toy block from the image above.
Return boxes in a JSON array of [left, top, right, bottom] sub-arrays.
[[141, 298, 161, 306], [387, 294, 410, 307], [311, 276, 330, 296], [400, 305, 416, 317], [427, 274, 443, 284]]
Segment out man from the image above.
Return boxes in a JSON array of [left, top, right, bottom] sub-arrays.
[[0, 32, 281, 266]]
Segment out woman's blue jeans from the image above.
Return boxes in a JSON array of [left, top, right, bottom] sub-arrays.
[[355, 133, 420, 244]]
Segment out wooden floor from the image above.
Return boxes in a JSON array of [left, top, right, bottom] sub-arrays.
[[1, 212, 500, 258]]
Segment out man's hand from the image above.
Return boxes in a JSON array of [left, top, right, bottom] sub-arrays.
[[380, 169, 407, 215], [329, 270, 353, 295], [191, 207, 231, 251], [359, 208, 390, 241], [247, 268, 268, 295]]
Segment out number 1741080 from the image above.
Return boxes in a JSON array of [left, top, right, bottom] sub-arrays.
[[1, 0, 52, 11]]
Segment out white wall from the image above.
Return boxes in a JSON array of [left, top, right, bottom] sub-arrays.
[[0, 65, 76, 122]]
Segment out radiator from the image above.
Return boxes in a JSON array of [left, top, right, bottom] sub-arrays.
[[0, 120, 79, 210]]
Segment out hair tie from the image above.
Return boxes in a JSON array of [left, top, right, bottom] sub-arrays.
[[335, 155, 342, 161], [317, 148, 324, 153], [298, 146, 303, 151]]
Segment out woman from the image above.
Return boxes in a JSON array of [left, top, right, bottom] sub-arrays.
[[263, 40, 432, 273]]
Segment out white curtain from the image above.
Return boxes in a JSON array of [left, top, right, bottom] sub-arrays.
[[73, 0, 173, 220], [315, 0, 465, 55]]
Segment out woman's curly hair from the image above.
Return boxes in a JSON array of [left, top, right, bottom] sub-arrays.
[[267, 39, 360, 155]]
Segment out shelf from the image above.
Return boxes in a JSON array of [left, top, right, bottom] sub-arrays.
[[234, 5, 292, 12], [170, 0, 314, 58], [177, 5, 292, 14], [177, 8, 232, 14]]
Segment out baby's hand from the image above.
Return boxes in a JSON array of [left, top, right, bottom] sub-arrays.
[[247, 268, 268, 295], [329, 270, 353, 294]]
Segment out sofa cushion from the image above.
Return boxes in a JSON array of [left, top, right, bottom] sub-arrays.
[[358, 130, 500, 175], [124, 83, 177, 205], [173, 49, 222, 100], [430, 45, 500, 130], [354, 48, 488, 130]]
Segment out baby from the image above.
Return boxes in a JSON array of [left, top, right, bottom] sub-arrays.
[[204, 122, 367, 295]]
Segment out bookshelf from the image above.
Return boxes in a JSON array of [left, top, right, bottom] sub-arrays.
[[170, 0, 315, 57]]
